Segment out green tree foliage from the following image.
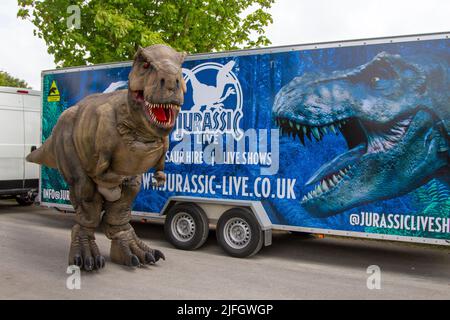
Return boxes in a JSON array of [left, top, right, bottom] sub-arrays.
[[17, 0, 274, 67], [0, 71, 29, 88]]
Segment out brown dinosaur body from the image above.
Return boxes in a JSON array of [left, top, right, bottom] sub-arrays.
[[27, 45, 186, 271]]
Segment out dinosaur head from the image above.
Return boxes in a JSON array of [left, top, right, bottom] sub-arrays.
[[273, 52, 449, 217], [128, 44, 186, 137]]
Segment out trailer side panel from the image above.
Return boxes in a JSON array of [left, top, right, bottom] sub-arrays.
[[40, 34, 450, 245]]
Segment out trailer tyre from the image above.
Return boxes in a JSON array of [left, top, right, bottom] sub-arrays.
[[164, 203, 209, 250], [16, 194, 35, 206], [216, 208, 263, 258]]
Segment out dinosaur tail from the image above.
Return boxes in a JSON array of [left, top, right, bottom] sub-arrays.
[[26, 136, 57, 168]]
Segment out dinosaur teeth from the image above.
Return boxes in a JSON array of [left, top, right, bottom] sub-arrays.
[[302, 191, 315, 202], [328, 178, 335, 188], [366, 116, 412, 154], [322, 180, 329, 192], [390, 128, 404, 135], [277, 117, 352, 148], [311, 127, 321, 140], [333, 174, 339, 184]]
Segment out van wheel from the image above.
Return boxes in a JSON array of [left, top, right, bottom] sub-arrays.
[[216, 208, 263, 258], [164, 203, 209, 250], [16, 194, 34, 206]]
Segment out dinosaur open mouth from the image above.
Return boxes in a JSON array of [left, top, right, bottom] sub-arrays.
[[132, 90, 179, 128], [144, 102, 178, 128], [275, 114, 413, 203]]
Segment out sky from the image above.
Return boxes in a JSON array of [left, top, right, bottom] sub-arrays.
[[0, 0, 449, 90]]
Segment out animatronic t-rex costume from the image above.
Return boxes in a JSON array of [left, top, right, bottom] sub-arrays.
[[27, 45, 186, 271]]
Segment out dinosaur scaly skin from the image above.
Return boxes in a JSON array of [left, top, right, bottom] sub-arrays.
[[273, 52, 449, 217], [27, 45, 186, 270]]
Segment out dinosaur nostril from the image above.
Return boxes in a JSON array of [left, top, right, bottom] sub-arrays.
[[160, 78, 165, 88]]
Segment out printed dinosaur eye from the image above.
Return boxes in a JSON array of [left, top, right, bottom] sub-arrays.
[[143, 62, 151, 69]]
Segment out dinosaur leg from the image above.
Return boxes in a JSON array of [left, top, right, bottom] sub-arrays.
[[52, 106, 105, 271], [65, 171, 105, 271], [68, 188, 105, 271], [103, 175, 165, 267], [68, 227, 104, 271]]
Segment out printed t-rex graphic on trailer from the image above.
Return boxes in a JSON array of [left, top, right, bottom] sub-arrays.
[[183, 61, 236, 112], [273, 51, 449, 217], [27, 45, 186, 271]]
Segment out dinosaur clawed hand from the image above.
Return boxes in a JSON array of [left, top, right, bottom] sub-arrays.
[[110, 228, 165, 267], [69, 224, 106, 271], [152, 170, 166, 187]]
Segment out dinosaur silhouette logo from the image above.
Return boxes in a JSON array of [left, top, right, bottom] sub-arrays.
[[173, 61, 243, 141]]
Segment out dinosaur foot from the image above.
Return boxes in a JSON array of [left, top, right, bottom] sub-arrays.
[[69, 224, 106, 271], [110, 228, 165, 267]]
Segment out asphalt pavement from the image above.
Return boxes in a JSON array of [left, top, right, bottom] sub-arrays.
[[0, 200, 449, 299]]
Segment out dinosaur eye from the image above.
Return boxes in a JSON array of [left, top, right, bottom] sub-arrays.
[[370, 76, 380, 87], [143, 62, 151, 69]]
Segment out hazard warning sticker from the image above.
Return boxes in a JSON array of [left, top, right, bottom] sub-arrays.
[[47, 80, 60, 102]]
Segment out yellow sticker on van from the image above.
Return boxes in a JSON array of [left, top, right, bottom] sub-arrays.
[[47, 80, 60, 102]]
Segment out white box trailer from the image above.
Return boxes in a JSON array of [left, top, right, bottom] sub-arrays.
[[0, 86, 40, 205], [38, 32, 449, 257]]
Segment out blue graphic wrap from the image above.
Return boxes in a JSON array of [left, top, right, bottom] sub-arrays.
[[41, 38, 450, 241]]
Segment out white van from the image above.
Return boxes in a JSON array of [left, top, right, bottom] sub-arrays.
[[0, 86, 40, 205]]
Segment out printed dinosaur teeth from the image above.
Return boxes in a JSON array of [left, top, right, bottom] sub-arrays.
[[275, 117, 348, 145], [301, 165, 352, 203], [276, 116, 412, 153], [366, 117, 412, 153], [276, 115, 413, 204]]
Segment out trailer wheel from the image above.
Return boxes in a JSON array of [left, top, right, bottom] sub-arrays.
[[15, 194, 35, 206], [216, 208, 263, 258], [164, 203, 209, 250]]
